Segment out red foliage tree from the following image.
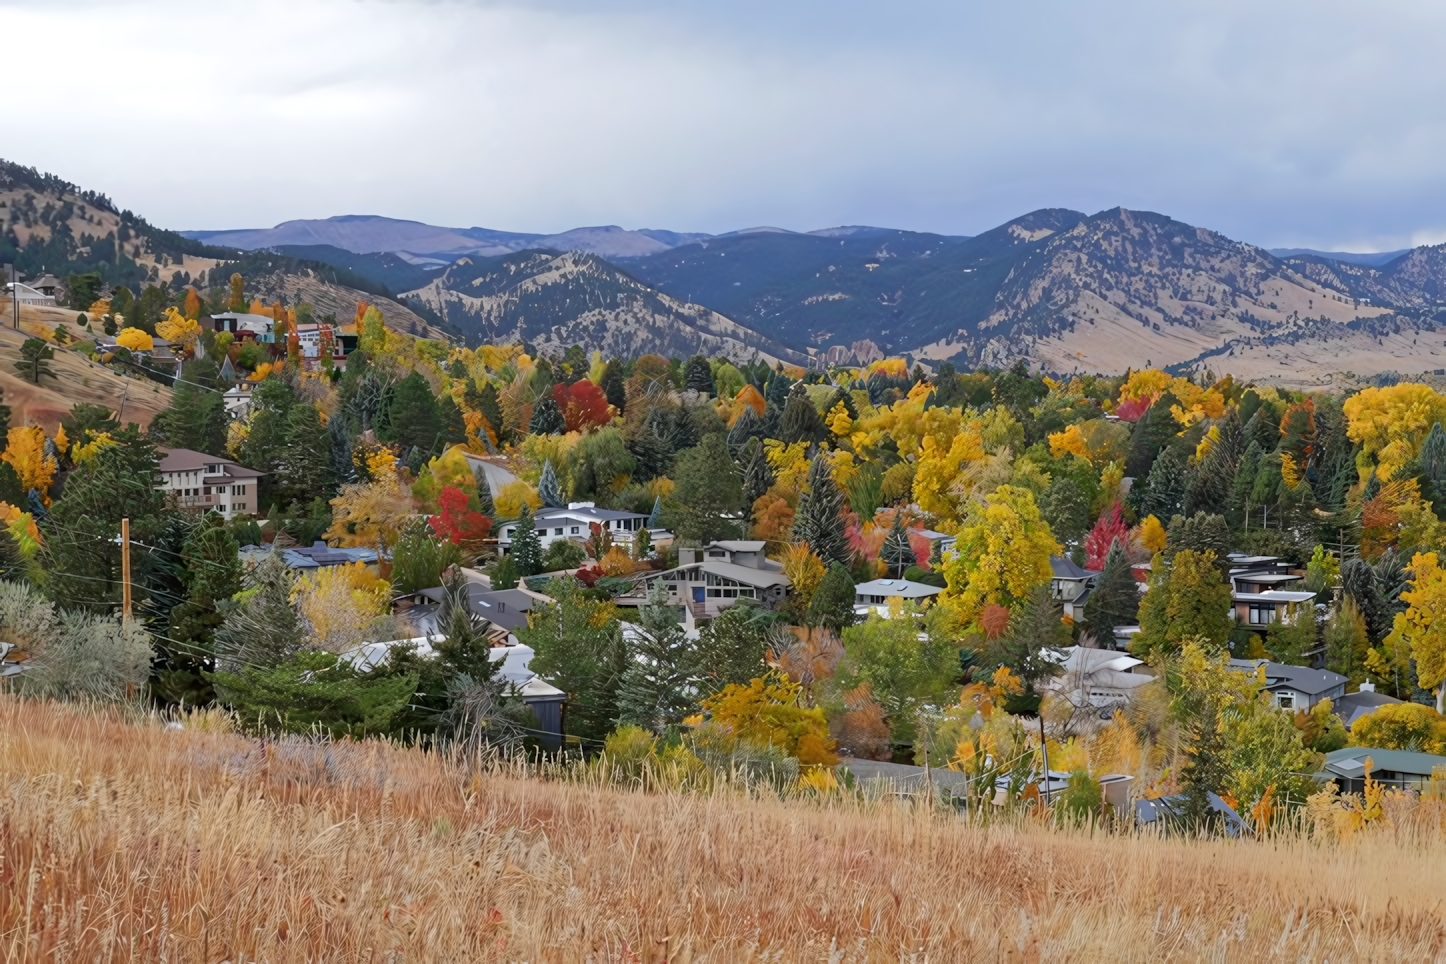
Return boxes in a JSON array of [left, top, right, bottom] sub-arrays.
[[429, 485, 492, 547], [1114, 397, 1151, 422], [1083, 502, 1129, 571], [554, 380, 613, 433]]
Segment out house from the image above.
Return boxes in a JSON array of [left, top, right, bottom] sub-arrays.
[[1227, 659, 1348, 711], [497, 502, 652, 555], [5, 281, 55, 307], [210, 312, 276, 342], [1226, 553, 1316, 629], [628, 540, 790, 621], [222, 382, 254, 420], [1321, 747, 1446, 793], [1049, 555, 1099, 620], [394, 583, 551, 637], [1135, 793, 1248, 835], [29, 274, 62, 299], [239, 540, 380, 572], [1042, 646, 1154, 710], [852, 578, 942, 617], [1330, 685, 1403, 730], [157, 448, 264, 518], [293, 322, 346, 365]]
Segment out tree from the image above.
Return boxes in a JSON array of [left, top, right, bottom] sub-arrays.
[[1324, 596, 1370, 683], [665, 433, 743, 544], [64, 271, 102, 310], [1166, 511, 1232, 565], [554, 379, 612, 432], [508, 504, 544, 576], [275, 403, 336, 505], [694, 602, 782, 695], [210, 650, 417, 738], [808, 562, 858, 634], [150, 376, 226, 454], [1349, 702, 1446, 754], [880, 512, 916, 577], [325, 477, 413, 557], [380, 372, 442, 455], [1132, 549, 1233, 658], [159, 516, 242, 704], [617, 586, 701, 732], [701, 672, 838, 765], [227, 273, 246, 311], [1135, 444, 1187, 521], [429, 485, 492, 551], [529, 395, 566, 435], [780, 387, 827, 445], [391, 518, 464, 593], [538, 459, 564, 508], [156, 307, 202, 356], [741, 437, 772, 507], [1083, 502, 1128, 571], [838, 605, 957, 744], [1384, 551, 1446, 712], [14, 338, 55, 384], [941, 484, 1058, 627], [519, 581, 627, 742], [982, 584, 1069, 699], [1124, 391, 1182, 480], [682, 355, 715, 394], [1040, 475, 1091, 547], [791, 453, 848, 567], [1082, 539, 1139, 645]]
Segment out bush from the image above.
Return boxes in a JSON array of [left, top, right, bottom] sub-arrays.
[[542, 539, 586, 572], [0, 581, 153, 701]]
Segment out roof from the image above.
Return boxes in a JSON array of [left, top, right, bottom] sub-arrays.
[[1331, 690, 1404, 729], [1227, 554, 1283, 565], [1050, 555, 1098, 580], [1324, 747, 1446, 778], [1233, 572, 1304, 584], [461, 454, 519, 496], [1135, 793, 1247, 835], [1231, 590, 1317, 603], [158, 448, 267, 479], [1053, 646, 1145, 675], [530, 504, 646, 523], [708, 540, 767, 553], [241, 541, 378, 570], [853, 578, 943, 599], [659, 559, 791, 589], [1228, 659, 1348, 696]]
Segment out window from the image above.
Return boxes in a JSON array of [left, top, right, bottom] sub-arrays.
[[497, 602, 506, 614], [554, 528, 564, 536], [1248, 604, 1277, 626], [571, 526, 579, 535], [505, 528, 515, 538], [203, 487, 211, 496], [234, 503, 245, 512], [1275, 693, 1295, 710]]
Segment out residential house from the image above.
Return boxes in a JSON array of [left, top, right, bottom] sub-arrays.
[[1226, 553, 1316, 630], [157, 448, 264, 518], [239, 540, 379, 572], [1042, 646, 1154, 710], [30, 274, 62, 299], [852, 577, 942, 617], [1321, 747, 1446, 793], [1227, 659, 1348, 711], [497, 502, 652, 555], [1049, 555, 1099, 620], [222, 382, 254, 420], [628, 540, 790, 622], [210, 312, 276, 342], [393, 583, 551, 638], [5, 281, 55, 306], [1330, 685, 1403, 730]]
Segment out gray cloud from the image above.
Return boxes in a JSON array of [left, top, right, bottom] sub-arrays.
[[4, 0, 1444, 249]]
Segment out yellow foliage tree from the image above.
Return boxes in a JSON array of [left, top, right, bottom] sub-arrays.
[[70, 431, 116, 464], [827, 401, 853, 437], [156, 307, 201, 356], [325, 478, 414, 555], [1137, 514, 1167, 554], [912, 431, 986, 525], [780, 542, 826, 610], [495, 480, 541, 519], [599, 545, 636, 576], [941, 484, 1059, 627], [701, 672, 839, 766], [2, 426, 57, 506], [1385, 552, 1446, 712], [115, 327, 154, 352], [1343, 383, 1446, 481], [295, 561, 391, 653]]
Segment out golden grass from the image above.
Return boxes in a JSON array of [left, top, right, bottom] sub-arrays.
[[3, 696, 1446, 962]]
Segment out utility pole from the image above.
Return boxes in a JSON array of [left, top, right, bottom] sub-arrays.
[[120, 518, 132, 622], [1038, 712, 1052, 806]]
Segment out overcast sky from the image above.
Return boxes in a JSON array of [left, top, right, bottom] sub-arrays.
[[5, 0, 1445, 250]]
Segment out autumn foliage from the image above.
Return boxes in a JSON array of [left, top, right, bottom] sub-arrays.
[[428, 485, 492, 548]]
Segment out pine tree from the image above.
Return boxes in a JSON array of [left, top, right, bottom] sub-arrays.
[[1124, 391, 1181, 480], [727, 405, 761, 456], [1183, 411, 1243, 517], [1082, 539, 1139, 646], [380, 372, 442, 455], [791, 453, 848, 567], [1243, 406, 1280, 452], [1165, 511, 1232, 565], [600, 359, 627, 413], [477, 381, 505, 442], [509, 504, 544, 577], [985, 584, 1068, 696], [880, 512, 915, 577], [808, 562, 858, 633], [741, 436, 772, 507], [682, 355, 715, 394], [438, 394, 468, 447], [664, 433, 742, 544], [473, 467, 496, 517], [1040, 475, 1091, 547], [647, 494, 662, 529], [538, 459, 564, 508], [780, 385, 827, 445], [213, 553, 303, 672], [617, 586, 700, 732], [1136, 444, 1186, 521], [529, 396, 565, 435]]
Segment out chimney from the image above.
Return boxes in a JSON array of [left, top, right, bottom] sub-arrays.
[[1358, 681, 1375, 693]]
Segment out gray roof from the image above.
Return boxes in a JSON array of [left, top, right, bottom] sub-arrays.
[[158, 447, 266, 479], [533, 504, 646, 523], [241, 541, 378, 570], [1331, 691, 1404, 729], [853, 578, 943, 599], [1228, 659, 1348, 696], [709, 540, 767, 553], [658, 559, 791, 589], [1050, 555, 1098, 580], [1324, 747, 1446, 779]]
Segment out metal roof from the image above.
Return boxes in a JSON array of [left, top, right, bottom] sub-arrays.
[[1228, 659, 1347, 696], [1324, 747, 1446, 778], [853, 578, 943, 599]]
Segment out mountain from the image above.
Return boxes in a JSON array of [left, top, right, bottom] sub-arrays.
[[270, 244, 439, 296], [183, 216, 711, 260], [1269, 248, 1410, 267], [401, 250, 803, 364]]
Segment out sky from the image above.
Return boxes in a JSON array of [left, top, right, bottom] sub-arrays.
[[4, 0, 1446, 251]]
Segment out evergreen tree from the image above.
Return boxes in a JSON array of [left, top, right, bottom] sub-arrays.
[[538, 459, 564, 508], [1132, 548, 1232, 658], [1226, 440, 1263, 528], [824, 385, 859, 420], [438, 394, 468, 447], [664, 433, 743, 544], [529, 395, 565, 435], [780, 384, 827, 445], [741, 436, 772, 508], [209, 650, 417, 738], [599, 359, 627, 413], [150, 378, 226, 454], [617, 586, 700, 732], [275, 403, 336, 506], [1082, 539, 1139, 646], [1243, 406, 1280, 453], [791, 453, 848, 567], [880, 512, 916, 577], [213, 553, 303, 672], [1039, 475, 1091, 547], [1124, 391, 1181, 480], [1166, 511, 1232, 565], [1183, 411, 1243, 517], [984, 584, 1068, 697], [1136, 444, 1187, 520], [727, 405, 762, 456], [509, 504, 544, 577], [472, 467, 496, 517], [694, 602, 778, 695], [477, 381, 506, 442], [808, 562, 858, 634], [682, 355, 715, 394], [518, 579, 628, 742], [380, 371, 442, 455], [162, 516, 242, 693]]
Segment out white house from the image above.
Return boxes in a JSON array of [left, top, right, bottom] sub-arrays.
[[1226, 554, 1316, 629], [157, 448, 264, 518], [210, 312, 276, 342], [497, 502, 652, 555], [5, 281, 56, 307], [1227, 659, 1348, 711], [1042, 646, 1154, 710], [852, 577, 943, 617]]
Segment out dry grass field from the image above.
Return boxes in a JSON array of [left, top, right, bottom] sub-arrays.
[[3, 696, 1446, 962]]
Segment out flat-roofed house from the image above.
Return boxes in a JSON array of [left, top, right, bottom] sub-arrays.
[[1227, 553, 1317, 629], [497, 501, 652, 555], [157, 448, 264, 518], [852, 577, 942, 617]]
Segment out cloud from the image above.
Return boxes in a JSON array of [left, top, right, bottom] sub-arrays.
[[4, 0, 1446, 249]]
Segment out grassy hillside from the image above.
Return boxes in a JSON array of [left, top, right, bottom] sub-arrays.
[[4, 696, 1445, 961], [0, 302, 170, 431]]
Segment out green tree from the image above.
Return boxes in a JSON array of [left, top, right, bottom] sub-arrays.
[[1081, 539, 1139, 646], [209, 650, 417, 738], [14, 338, 55, 384], [538, 458, 564, 508], [880, 512, 916, 577], [1039, 475, 1091, 547], [380, 371, 442, 455], [1133, 549, 1233, 658], [150, 377, 227, 454], [982, 583, 1069, 698], [664, 433, 743, 544], [617, 586, 700, 732], [693, 602, 780, 696], [518, 579, 628, 742], [508, 504, 543, 576], [569, 428, 635, 503], [741, 436, 772, 507], [1324, 596, 1370, 684], [275, 403, 336, 505], [390, 518, 462, 593], [838, 605, 957, 745], [780, 386, 827, 445], [1165, 511, 1232, 565], [157, 516, 241, 705], [64, 271, 102, 310], [529, 395, 566, 435], [213, 553, 303, 672], [791, 453, 848, 567], [682, 355, 715, 394], [808, 562, 858, 634], [1124, 391, 1182, 480]]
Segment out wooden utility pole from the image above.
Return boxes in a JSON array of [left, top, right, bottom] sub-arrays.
[[120, 518, 132, 622]]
